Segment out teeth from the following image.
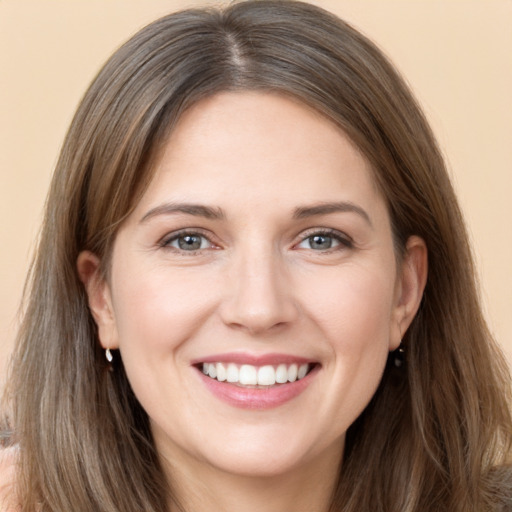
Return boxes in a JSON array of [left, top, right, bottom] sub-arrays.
[[297, 363, 308, 380], [239, 365, 257, 385], [216, 362, 227, 382], [226, 363, 239, 383], [288, 363, 298, 382], [276, 364, 288, 383], [201, 362, 311, 386], [207, 364, 217, 379], [257, 365, 276, 386]]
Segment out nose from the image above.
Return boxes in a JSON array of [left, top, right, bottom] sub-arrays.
[[219, 249, 299, 335]]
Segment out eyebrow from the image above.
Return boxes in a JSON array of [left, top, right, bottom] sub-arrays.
[[139, 200, 372, 226], [140, 202, 225, 223], [293, 201, 372, 227]]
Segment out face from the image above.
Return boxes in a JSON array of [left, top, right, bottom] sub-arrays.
[[80, 92, 425, 482]]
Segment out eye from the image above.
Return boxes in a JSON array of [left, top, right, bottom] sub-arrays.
[[296, 230, 352, 251], [162, 231, 213, 252]]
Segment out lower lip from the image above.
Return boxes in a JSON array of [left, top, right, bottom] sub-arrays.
[[197, 366, 319, 410]]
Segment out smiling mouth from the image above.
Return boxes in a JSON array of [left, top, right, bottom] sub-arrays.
[[199, 362, 314, 387]]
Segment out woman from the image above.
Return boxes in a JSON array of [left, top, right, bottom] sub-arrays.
[[1, 1, 511, 510]]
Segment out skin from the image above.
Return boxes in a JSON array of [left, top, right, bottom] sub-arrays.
[[78, 92, 427, 512]]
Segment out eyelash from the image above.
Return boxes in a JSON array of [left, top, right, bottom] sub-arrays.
[[158, 228, 353, 254], [159, 229, 217, 254], [295, 228, 353, 252]]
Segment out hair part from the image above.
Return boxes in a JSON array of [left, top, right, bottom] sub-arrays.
[[3, 1, 511, 511]]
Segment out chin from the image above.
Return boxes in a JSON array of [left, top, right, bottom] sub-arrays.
[[204, 447, 311, 479], [194, 425, 343, 479]]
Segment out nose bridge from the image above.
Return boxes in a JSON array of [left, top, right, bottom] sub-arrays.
[[220, 239, 297, 333]]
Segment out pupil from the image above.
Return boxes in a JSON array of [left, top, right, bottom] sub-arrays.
[[310, 235, 332, 249], [179, 235, 201, 250]]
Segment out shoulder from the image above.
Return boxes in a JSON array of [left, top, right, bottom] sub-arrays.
[[0, 446, 18, 512]]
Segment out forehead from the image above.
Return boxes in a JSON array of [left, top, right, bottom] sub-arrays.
[[130, 91, 385, 221]]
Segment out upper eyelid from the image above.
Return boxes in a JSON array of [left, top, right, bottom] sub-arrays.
[[159, 228, 216, 247], [296, 227, 353, 243]]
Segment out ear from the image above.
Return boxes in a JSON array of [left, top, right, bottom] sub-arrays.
[[77, 251, 119, 350], [389, 236, 428, 350]]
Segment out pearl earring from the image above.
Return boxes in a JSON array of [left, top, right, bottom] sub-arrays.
[[394, 345, 405, 368]]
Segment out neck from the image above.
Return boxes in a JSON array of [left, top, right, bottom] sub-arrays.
[[162, 445, 342, 512]]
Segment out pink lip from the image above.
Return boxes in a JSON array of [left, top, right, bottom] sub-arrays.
[[194, 360, 320, 410]]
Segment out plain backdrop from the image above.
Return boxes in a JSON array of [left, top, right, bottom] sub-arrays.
[[1, 0, 511, 387]]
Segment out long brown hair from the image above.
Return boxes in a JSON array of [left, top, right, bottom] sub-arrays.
[[3, 1, 511, 510]]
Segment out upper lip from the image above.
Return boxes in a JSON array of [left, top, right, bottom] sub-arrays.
[[191, 352, 316, 366]]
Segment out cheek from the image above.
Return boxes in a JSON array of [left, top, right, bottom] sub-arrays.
[[108, 266, 219, 420], [302, 264, 395, 399], [303, 268, 395, 427], [110, 264, 220, 355], [301, 264, 396, 351]]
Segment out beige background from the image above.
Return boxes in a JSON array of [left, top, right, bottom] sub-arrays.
[[1, 0, 511, 385]]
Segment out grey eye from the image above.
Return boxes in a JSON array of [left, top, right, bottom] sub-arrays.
[[308, 234, 335, 250], [296, 232, 346, 251], [169, 234, 209, 251]]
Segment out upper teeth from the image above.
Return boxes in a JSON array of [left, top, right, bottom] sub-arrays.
[[202, 362, 310, 386]]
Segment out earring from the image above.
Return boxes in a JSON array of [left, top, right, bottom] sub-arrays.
[[105, 348, 113, 363], [394, 345, 405, 368]]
